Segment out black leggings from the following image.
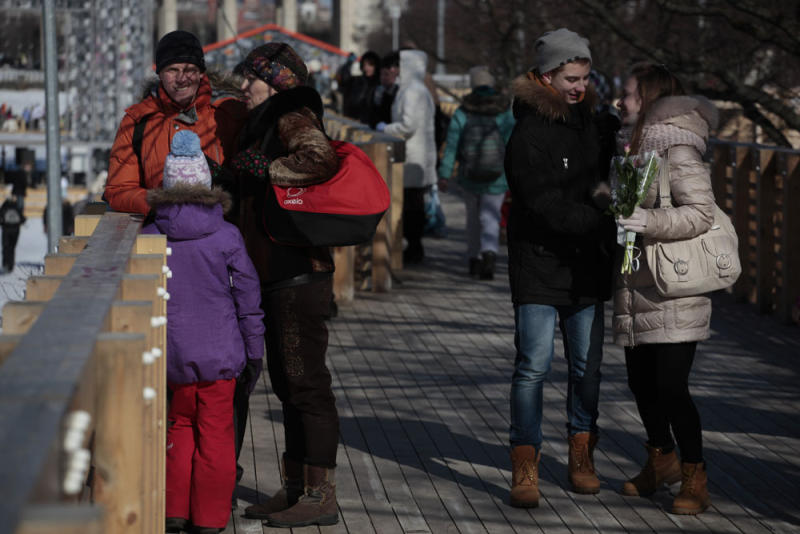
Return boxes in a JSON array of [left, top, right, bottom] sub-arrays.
[[262, 278, 339, 468], [625, 342, 703, 463]]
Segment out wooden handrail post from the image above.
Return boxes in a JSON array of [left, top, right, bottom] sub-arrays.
[[732, 146, 753, 303], [361, 142, 392, 292], [92, 333, 146, 534], [781, 154, 800, 323], [756, 150, 778, 314]]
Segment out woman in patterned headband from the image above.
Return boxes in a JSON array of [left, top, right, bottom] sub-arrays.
[[225, 42, 342, 528]]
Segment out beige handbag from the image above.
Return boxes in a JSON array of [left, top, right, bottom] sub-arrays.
[[644, 151, 741, 297]]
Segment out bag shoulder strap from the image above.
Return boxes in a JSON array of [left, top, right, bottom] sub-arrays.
[[132, 114, 152, 188], [657, 148, 673, 208]]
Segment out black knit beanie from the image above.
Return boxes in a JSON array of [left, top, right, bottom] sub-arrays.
[[155, 30, 206, 74]]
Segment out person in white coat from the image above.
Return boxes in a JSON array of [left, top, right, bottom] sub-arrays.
[[377, 49, 437, 263]]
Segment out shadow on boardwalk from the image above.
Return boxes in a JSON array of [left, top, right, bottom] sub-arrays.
[[230, 190, 800, 534]]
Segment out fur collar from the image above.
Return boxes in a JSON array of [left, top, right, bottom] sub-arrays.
[[511, 74, 597, 122], [147, 185, 232, 213], [239, 85, 325, 152], [644, 95, 719, 130], [462, 90, 510, 115]]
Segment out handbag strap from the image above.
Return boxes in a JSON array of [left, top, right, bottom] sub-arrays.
[[657, 148, 673, 208]]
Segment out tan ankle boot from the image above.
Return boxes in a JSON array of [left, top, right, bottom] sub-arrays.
[[266, 465, 338, 527], [510, 445, 540, 508], [622, 444, 682, 497], [672, 462, 710, 515], [568, 432, 600, 494], [244, 454, 304, 519]]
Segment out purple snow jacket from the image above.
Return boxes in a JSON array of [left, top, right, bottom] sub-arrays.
[[143, 185, 264, 385]]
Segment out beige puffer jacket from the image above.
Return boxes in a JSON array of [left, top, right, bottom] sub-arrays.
[[613, 95, 719, 347]]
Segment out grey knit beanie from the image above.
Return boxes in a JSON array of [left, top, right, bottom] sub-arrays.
[[533, 28, 592, 74]]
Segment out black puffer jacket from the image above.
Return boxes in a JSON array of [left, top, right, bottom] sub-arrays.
[[505, 75, 616, 306]]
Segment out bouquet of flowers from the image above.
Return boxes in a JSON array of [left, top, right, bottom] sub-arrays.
[[607, 146, 661, 274]]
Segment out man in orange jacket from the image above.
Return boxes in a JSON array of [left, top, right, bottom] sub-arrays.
[[105, 30, 246, 214]]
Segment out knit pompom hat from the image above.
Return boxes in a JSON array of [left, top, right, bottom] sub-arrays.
[[162, 130, 211, 190], [235, 42, 308, 92]]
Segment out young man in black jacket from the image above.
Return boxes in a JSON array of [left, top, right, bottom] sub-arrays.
[[504, 28, 616, 507]]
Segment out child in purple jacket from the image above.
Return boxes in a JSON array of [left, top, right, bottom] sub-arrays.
[[144, 130, 265, 534]]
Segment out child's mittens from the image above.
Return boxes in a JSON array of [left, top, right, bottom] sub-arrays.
[[240, 358, 263, 395]]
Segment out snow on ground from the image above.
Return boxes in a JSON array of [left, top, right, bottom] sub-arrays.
[[0, 216, 47, 332]]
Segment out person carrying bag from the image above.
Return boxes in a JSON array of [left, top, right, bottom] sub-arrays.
[[614, 63, 724, 516]]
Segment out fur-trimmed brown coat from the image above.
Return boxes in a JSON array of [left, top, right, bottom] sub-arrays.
[[613, 95, 718, 346], [232, 85, 338, 287], [505, 74, 616, 306]]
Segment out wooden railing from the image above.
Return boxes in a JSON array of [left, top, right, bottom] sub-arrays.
[[710, 140, 800, 323], [0, 213, 168, 534], [322, 112, 406, 303]]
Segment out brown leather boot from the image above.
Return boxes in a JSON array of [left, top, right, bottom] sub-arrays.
[[244, 454, 304, 519], [266, 465, 338, 527], [671, 462, 710, 515], [510, 445, 540, 508], [622, 444, 682, 497], [568, 432, 600, 494]]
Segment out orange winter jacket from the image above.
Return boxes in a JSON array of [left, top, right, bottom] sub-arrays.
[[105, 75, 246, 214]]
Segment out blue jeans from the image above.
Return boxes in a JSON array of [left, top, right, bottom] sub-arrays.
[[510, 303, 604, 448]]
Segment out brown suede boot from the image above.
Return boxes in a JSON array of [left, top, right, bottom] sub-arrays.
[[568, 432, 600, 494], [671, 462, 710, 515], [266, 465, 338, 527], [244, 454, 304, 519], [622, 444, 682, 497], [510, 445, 540, 508]]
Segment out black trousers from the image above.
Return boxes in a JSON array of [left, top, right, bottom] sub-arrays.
[[625, 342, 703, 463], [2, 225, 20, 271], [261, 277, 339, 468], [403, 187, 426, 257]]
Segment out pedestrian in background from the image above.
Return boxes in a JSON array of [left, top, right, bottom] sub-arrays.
[[377, 49, 437, 264], [438, 65, 514, 280]]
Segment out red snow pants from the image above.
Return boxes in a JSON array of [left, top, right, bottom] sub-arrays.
[[165, 378, 236, 528]]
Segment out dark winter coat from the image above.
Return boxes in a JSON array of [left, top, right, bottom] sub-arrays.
[[230, 86, 338, 288], [143, 185, 264, 384], [505, 75, 616, 306]]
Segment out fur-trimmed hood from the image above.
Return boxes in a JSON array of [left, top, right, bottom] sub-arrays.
[[644, 94, 719, 132], [147, 184, 231, 240], [511, 74, 597, 123], [461, 88, 510, 116]]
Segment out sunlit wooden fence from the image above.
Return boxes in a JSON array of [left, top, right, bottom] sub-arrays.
[[710, 140, 800, 323], [0, 213, 168, 534], [323, 112, 406, 302]]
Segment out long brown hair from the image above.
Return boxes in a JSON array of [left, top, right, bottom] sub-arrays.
[[628, 63, 685, 153]]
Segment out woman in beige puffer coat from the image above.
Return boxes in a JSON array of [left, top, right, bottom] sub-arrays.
[[614, 63, 718, 516]]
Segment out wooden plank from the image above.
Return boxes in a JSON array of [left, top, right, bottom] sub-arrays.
[[127, 254, 165, 275], [333, 246, 355, 304], [74, 214, 102, 237], [756, 150, 777, 314], [390, 162, 404, 271], [16, 504, 103, 534], [44, 253, 78, 276], [58, 236, 89, 254], [362, 143, 392, 293], [92, 333, 146, 534], [780, 154, 800, 323], [135, 234, 167, 255], [119, 275, 161, 315], [25, 276, 63, 302], [0, 335, 22, 366], [1, 301, 45, 334], [0, 212, 142, 532]]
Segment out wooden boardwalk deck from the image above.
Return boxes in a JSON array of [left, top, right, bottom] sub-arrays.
[[227, 191, 800, 534]]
